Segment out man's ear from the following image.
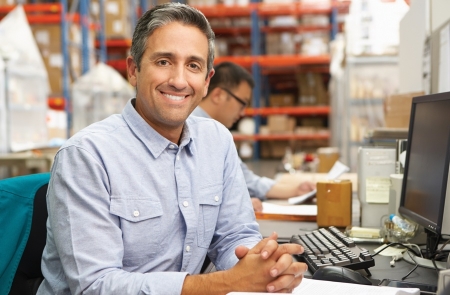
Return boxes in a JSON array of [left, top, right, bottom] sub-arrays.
[[209, 87, 225, 105], [126, 56, 137, 87], [203, 68, 215, 97]]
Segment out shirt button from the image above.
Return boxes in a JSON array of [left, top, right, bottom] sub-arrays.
[[186, 245, 191, 252], [176, 155, 180, 161], [183, 201, 189, 207], [133, 210, 140, 217], [214, 195, 219, 202], [169, 144, 175, 149]]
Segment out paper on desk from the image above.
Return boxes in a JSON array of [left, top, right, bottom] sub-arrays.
[[262, 202, 317, 216], [227, 278, 419, 295], [288, 161, 350, 205]]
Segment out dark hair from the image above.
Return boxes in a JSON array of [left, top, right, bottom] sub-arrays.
[[130, 3, 215, 75], [207, 62, 255, 95]]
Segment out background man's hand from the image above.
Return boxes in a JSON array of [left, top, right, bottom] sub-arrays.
[[295, 181, 316, 196], [251, 198, 263, 212]]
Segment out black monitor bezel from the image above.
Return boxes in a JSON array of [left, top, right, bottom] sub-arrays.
[[398, 92, 450, 235]]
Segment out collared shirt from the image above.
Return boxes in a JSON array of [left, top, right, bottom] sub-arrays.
[[191, 106, 275, 200], [37, 99, 262, 295]]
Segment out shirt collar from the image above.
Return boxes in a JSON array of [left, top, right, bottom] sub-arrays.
[[193, 106, 211, 119], [122, 98, 195, 158]]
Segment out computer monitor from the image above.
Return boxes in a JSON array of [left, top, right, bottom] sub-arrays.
[[399, 92, 450, 255]]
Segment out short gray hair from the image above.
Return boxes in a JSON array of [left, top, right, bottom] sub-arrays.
[[130, 3, 215, 76]]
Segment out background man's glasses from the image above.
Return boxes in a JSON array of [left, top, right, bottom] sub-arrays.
[[220, 87, 248, 109]]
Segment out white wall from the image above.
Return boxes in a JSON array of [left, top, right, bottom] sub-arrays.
[[431, 0, 450, 32], [398, 0, 429, 93]]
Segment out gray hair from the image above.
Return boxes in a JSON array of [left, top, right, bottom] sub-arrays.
[[130, 3, 215, 76]]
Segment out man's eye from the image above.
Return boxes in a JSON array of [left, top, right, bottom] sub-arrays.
[[189, 63, 200, 70], [157, 60, 169, 66]]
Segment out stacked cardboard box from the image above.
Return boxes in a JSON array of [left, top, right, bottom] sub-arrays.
[[296, 72, 328, 105], [267, 115, 296, 134], [31, 23, 86, 95], [269, 93, 295, 107], [90, 0, 132, 39], [384, 92, 423, 128]]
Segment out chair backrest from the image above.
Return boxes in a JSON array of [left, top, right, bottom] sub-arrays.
[[0, 173, 50, 295]]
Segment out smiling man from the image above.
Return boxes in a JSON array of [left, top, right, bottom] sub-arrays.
[[37, 3, 307, 295]]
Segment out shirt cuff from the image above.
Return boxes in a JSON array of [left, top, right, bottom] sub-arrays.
[[142, 272, 189, 295], [254, 177, 276, 200]]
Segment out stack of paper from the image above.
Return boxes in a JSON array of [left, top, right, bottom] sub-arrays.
[[227, 277, 419, 295]]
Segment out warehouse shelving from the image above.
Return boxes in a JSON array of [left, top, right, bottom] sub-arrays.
[[191, 1, 345, 158]]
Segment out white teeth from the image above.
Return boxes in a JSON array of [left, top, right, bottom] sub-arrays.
[[163, 93, 185, 101]]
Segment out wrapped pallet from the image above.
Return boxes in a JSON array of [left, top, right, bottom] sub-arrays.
[[71, 62, 135, 134], [0, 5, 49, 153]]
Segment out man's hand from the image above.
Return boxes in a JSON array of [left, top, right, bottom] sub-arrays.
[[233, 232, 308, 293], [251, 198, 263, 212], [295, 181, 316, 196]]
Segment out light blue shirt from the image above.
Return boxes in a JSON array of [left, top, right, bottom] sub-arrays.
[[38, 99, 262, 295], [191, 106, 275, 200]]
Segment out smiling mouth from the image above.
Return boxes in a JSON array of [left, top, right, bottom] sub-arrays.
[[162, 92, 188, 101]]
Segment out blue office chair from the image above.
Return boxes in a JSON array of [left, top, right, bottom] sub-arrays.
[[0, 173, 50, 295]]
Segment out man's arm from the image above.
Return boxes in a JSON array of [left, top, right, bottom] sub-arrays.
[[265, 181, 316, 199], [181, 234, 307, 294]]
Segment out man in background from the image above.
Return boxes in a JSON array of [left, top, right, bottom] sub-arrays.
[[192, 62, 316, 211]]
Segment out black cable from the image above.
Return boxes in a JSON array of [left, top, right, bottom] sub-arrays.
[[370, 242, 420, 258], [401, 251, 419, 280], [402, 264, 418, 280]]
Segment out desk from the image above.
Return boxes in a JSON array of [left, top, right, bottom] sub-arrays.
[[0, 148, 57, 177], [257, 220, 439, 289]]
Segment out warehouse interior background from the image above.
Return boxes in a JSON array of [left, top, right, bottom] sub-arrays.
[[0, 0, 449, 179]]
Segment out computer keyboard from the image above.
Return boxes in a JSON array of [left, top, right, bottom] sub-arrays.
[[290, 226, 375, 274]]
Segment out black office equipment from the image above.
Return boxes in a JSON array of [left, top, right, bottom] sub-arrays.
[[290, 226, 375, 275], [398, 91, 450, 265], [312, 265, 372, 285]]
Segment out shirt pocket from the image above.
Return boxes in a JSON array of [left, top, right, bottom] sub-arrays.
[[197, 184, 223, 248], [110, 198, 163, 266]]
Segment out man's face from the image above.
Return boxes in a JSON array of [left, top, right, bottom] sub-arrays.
[[127, 21, 214, 141], [217, 81, 252, 129]]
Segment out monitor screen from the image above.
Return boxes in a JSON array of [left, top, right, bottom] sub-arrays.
[[399, 92, 450, 235]]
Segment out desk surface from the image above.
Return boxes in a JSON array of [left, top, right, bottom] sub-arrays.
[[257, 219, 439, 289]]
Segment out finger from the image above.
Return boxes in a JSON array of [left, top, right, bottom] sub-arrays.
[[271, 260, 308, 278], [235, 245, 250, 260], [266, 274, 296, 293], [267, 243, 304, 262], [251, 232, 278, 258], [273, 274, 304, 293]]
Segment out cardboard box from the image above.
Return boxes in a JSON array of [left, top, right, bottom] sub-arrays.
[[317, 147, 339, 173], [269, 93, 295, 107], [317, 179, 352, 227], [384, 92, 424, 128], [296, 72, 328, 106], [31, 23, 95, 95], [267, 115, 296, 134], [91, 0, 132, 39]]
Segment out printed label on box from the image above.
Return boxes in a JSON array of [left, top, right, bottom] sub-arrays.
[[106, 2, 119, 15], [113, 20, 123, 33], [49, 54, 63, 68], [35, 31, 50, 46]]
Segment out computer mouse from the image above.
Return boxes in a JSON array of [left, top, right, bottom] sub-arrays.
[[312, 266, 372, 285]]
